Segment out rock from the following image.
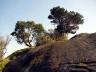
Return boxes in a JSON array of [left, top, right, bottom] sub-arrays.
[[3, 33, 96, 72]]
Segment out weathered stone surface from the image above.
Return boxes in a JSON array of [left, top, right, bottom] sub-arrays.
[[3, 33, 96, 72]]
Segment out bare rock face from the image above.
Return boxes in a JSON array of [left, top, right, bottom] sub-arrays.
[[3, 33, 96, 72]]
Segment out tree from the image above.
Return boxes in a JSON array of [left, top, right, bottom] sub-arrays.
[[0, 36, 11, 59], [11, 21, 45, 47], [48, 6, 84, 39]]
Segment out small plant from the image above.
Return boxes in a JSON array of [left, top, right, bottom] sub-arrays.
[[0, 58, 9, 72]]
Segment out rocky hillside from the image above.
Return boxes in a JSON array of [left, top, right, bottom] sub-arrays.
[[3, 33, 96, 72]]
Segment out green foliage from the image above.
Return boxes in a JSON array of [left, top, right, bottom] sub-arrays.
[[11, 21, 45, 47], [0, 58, 9, 72], [48, 6, 84, 35], [55, 33, 68, 41], [11, 6, 84, 46], [36, 33, 54, 46], [47, 30, 68, 41]]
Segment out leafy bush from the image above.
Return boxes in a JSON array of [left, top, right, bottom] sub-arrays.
[[0, 58, 9, 72], [36, 35, 54, 46]]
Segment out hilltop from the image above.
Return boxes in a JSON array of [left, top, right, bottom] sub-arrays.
[[3, 33, 96, 72]]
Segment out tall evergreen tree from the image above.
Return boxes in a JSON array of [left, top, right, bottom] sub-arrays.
[[48, 6, 84, 38]]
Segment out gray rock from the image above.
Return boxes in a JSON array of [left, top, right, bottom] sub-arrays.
[[3, 33, 96, 72]]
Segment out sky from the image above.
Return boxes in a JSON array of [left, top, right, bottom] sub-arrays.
[[0, 0, 96, 57]]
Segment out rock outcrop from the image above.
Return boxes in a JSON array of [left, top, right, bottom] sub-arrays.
[[3, 33, 96, 72]]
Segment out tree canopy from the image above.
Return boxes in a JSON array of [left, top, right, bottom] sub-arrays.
[[11, 21, 45, 47], [48, 6, 84, 35], [11, 6, 84, 47]]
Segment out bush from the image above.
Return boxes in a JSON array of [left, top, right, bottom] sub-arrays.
[[0, 58, 9, 72], [36, 35, 54, 46]]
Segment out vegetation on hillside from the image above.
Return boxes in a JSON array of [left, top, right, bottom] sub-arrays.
[[1, 6, 84, 72], [0, 36, 11, 72], [11, 6, 84, 47], [0, 58, 9, 72], [11, 21, 45, 47], [48, 6, 84, 40]]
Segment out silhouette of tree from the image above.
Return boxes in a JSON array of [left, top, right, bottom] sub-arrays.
[[11, 21, 45, 47], [48, 6, 84, 38]]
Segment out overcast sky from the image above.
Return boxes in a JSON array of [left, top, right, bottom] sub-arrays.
[[0, 0, 96, 57]]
